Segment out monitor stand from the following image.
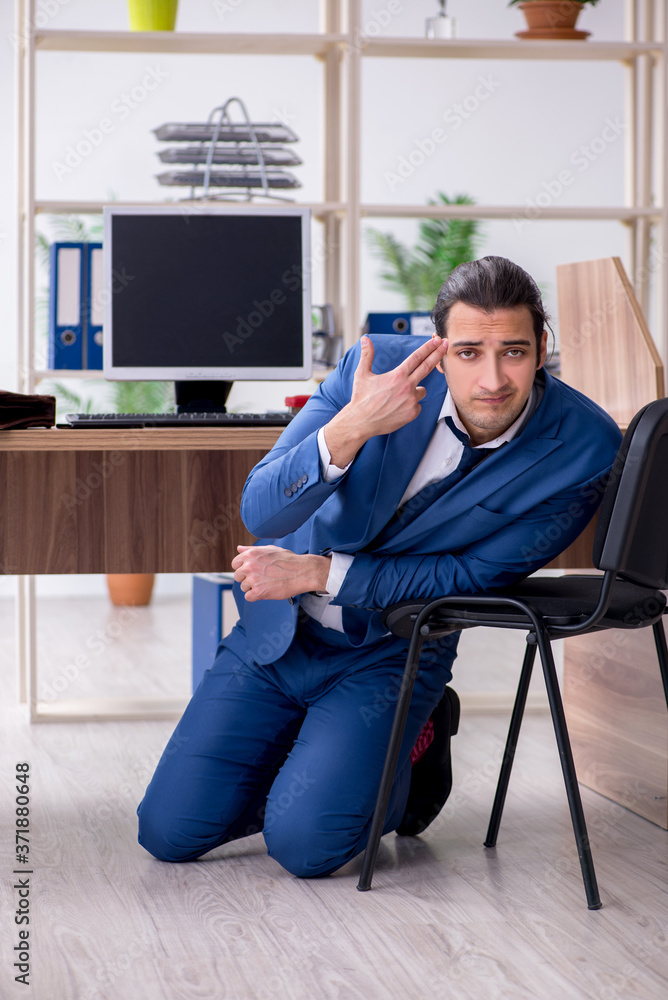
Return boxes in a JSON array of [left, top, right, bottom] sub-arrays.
[[174, 380, 233, 414]]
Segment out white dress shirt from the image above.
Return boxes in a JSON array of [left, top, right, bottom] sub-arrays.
[[300, 385, 538, 632]]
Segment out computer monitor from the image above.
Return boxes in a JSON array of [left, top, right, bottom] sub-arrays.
[[103, 203, 312, 411]]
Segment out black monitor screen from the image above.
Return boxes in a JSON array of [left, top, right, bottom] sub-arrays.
[[110, 212, 306, 370]]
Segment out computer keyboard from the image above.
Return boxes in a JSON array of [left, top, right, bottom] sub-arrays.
[[63, 411, 294, 429]]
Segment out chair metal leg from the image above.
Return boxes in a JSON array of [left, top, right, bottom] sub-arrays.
[[534, 625, 602, 910], [484, 639, 537, 848], [652, 619, 668, 710], [357, 628, 425, 891]]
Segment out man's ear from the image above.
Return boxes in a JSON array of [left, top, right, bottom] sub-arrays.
[[536, 330, 548, 370]]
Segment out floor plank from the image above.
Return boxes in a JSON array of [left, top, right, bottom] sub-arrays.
[[1, 595, 667, 1000]]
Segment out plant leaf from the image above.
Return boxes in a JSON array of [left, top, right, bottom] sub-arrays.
[[366, 192, 482, 312]]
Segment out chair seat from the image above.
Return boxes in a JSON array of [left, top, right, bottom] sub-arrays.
[[383, 576, 667, 640]]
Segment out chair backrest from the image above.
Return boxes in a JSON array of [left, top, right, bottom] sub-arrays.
[[593, 397, 668, 587]]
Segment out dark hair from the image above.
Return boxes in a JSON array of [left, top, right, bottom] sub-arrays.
[[430, 256, 550, 355]]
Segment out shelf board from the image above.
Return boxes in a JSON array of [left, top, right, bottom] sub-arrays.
[[28, 697, 189, 722], [361, 204, 663, 222], [31, 31, 662, 62], [362, 37, 662, 62], [34, 201, 660, 223], [34, 200, 346, 221], [33, 369, 106, 380], [34, 29, 347, 57]]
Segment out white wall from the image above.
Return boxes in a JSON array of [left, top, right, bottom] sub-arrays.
[[0, 0, 636, 596]]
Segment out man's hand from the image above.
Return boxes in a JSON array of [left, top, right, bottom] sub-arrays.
[[232, 544, 331, 602], [324, 334, 448, 468]]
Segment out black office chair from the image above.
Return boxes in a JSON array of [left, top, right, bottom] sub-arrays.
[[358, 397, 668, 909]]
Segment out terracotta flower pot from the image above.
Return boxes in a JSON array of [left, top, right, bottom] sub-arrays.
[[516, 1, 589, 39], [106, 573, 156, 607]]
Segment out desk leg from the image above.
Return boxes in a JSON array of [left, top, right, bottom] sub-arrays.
[[16, 577, 26, 703], [191, 576, 235, 693], [16, 574, 188, 723], [16, 575, 37, 719]]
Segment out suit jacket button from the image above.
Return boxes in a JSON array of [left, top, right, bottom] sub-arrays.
[[302, 473, 308, 484], [284, 488, 293, 497], [290, 482, 298, 491]]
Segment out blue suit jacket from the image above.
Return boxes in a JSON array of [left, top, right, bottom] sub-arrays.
[[233, 335, 622, 663]]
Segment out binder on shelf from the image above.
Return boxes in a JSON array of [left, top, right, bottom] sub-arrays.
[[48, 242, 84, 369], [85, 243, 104, 370]]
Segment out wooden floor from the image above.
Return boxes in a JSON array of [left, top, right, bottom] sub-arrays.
[[1, 594, 667, 1000]]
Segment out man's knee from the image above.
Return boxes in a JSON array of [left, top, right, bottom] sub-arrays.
[[137, 797, 206, 863], [264, 809, 358, 878], [266, 829, 346, 878]]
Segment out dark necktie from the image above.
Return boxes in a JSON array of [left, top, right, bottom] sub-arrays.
[[375, 416, 491, 540]]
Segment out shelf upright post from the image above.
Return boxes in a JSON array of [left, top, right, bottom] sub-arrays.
[[15, 0, 25, 400], [14, 0, 39, 717], [623, 0, 639, 288], [14, 0, 26, 706], [16, 0, 37, 397], [345, 0, 362, 350], [658, 0, 668, 368], [20, 0, 36, 398], [636, 0, 655, 321], [322, 0, 344, 330]]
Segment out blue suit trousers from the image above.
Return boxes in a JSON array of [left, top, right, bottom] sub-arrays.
[[137, 617, 459, 877]]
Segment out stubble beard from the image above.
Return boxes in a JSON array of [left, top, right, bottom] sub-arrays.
[[459, 389, 526, 434]]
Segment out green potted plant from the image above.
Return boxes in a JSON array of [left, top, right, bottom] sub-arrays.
[[365, 193, 482, 312], [509, 0, 600, 39]]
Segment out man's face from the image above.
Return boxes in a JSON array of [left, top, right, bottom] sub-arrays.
[[439, 302, 548, 446]]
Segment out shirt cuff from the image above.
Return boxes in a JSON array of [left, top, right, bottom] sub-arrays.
[[325, 552, 354, 596], [317, 427, 352, 483]]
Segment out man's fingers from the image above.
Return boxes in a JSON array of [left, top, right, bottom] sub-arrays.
[[355, 335, 375, 378], [232, 545, 254, 571], [357, 334, 445, 387], [410, 337, 449, 383], [397, 336, 448, 382]]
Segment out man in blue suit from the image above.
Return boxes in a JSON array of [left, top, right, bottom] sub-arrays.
[[138, 256, 622, 877]]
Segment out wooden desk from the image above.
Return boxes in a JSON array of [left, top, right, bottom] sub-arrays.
[[0, 427, 282, 722], [0, 427, 282, 575], [0, 424, 601, 722], [0, 424, 601, 575]]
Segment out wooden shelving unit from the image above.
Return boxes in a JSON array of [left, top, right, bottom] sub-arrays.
[[17, 1, 668, 380], [13, 0, 667, 720]]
